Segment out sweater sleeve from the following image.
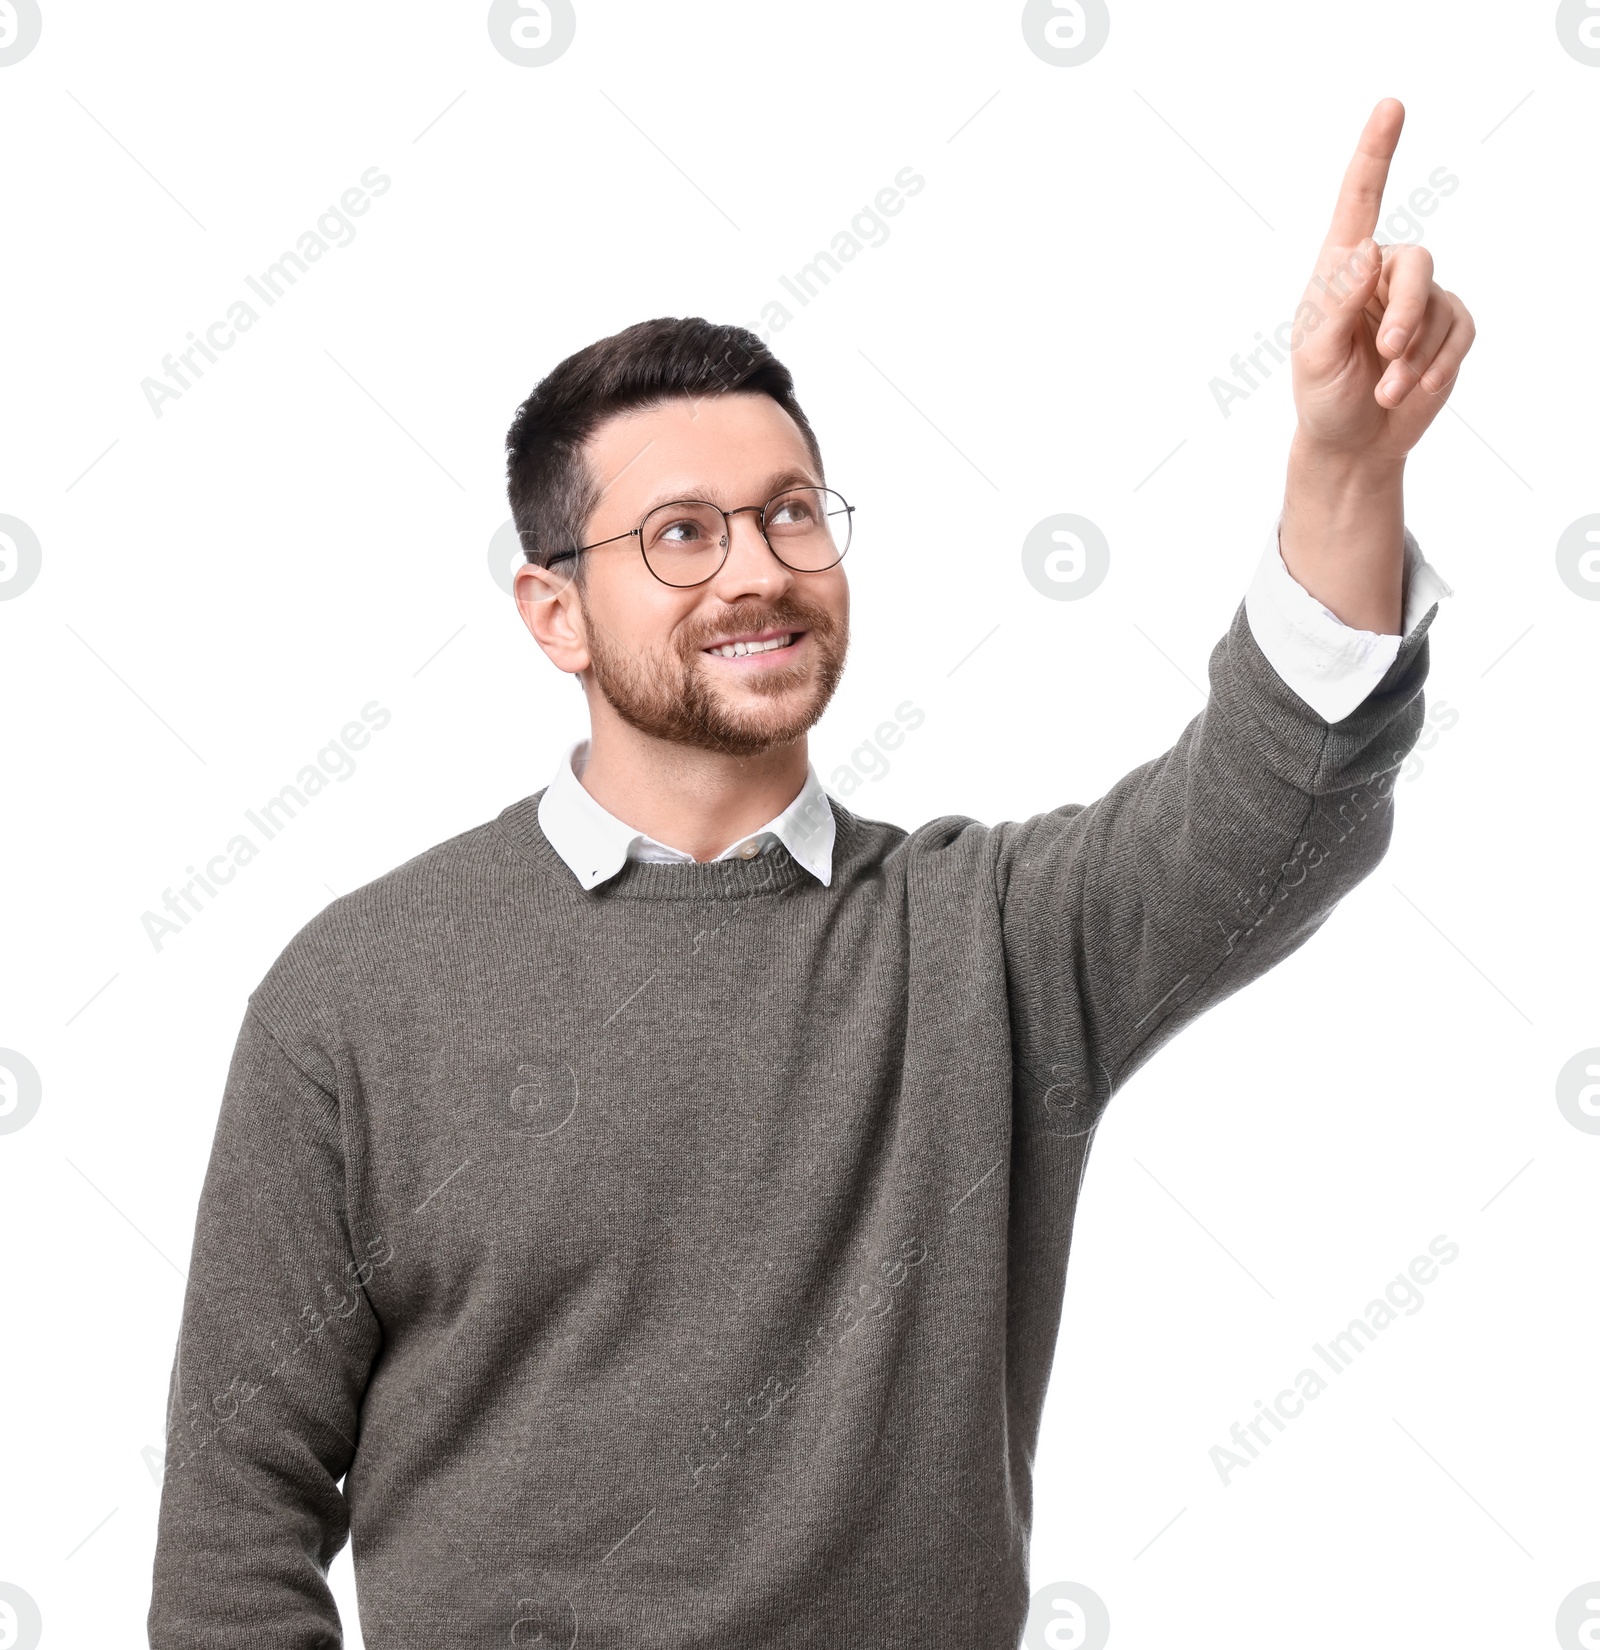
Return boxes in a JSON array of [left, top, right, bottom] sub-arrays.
[[991, 587, 1436, 1136], [148, 1000, 382, 1649]]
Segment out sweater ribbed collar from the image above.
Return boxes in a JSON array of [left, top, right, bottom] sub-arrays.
[[495, 788, 837, 901]]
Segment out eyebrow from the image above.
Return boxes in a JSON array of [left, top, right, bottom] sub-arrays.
[[635, 467, 820, 516]]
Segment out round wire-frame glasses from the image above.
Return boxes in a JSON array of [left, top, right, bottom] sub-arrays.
[[543, 485, 855, 589]]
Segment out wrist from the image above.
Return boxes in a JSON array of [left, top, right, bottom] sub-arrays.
[[1288, 431, 1407, 495], [1280, 436, 1407, 636]]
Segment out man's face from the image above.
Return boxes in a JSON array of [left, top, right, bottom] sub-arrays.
[[555, 391, 850, 758]]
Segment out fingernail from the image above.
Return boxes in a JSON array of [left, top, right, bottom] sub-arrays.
[[1383, 327, 1408, 353]]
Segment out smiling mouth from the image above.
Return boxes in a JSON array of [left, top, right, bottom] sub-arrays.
[[700, 630, 806, 662]]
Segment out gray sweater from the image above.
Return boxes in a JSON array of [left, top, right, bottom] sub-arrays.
[[148, 595, 1434, 1648]]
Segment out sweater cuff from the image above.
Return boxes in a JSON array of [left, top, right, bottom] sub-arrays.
[[1243, 512, 1452, 724]]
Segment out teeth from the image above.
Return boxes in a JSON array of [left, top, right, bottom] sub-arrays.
[[708, 633, 794, 658]]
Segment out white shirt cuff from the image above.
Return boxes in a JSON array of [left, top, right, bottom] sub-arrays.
[[1243, 513, 1452, 724]]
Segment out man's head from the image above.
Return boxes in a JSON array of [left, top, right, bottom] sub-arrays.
[[506, 318, 849, 759]]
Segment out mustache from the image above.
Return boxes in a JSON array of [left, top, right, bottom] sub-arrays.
[[682, 598, 841, 652]]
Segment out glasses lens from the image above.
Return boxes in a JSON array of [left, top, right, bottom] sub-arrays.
[[641, 501, 729, 586], [763, 488, 851, 571]]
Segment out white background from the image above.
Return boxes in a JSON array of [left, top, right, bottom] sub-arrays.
[[1, 2, 1595, 1646]]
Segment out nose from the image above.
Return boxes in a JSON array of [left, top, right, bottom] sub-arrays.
[[711, 505, 793, 599]]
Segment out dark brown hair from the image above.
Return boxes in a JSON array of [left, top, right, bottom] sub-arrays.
[[504, 317, 825, 586]]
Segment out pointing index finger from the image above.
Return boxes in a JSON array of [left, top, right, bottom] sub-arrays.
[[1323, 98, 1405, 251]]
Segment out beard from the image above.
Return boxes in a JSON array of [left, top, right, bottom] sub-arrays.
[[580, 590, 848, 758]]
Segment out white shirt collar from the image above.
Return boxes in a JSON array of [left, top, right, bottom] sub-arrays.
[[538, 737, 835, 891]]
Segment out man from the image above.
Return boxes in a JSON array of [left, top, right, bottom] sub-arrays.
[[150, 100, 1471, 1647]]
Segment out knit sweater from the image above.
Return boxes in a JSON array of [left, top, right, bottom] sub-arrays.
[[148, 593, 1435, 1648]]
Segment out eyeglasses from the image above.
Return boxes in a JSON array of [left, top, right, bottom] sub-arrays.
[[545, 485, 854, 589]]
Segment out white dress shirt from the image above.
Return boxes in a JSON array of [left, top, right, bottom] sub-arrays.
[[538, 735, 837, 890], [539, 514, 1450, 890]]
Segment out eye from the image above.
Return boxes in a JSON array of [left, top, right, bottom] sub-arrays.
[[643, 501, 726, 553], [659, 516, 710, 543]]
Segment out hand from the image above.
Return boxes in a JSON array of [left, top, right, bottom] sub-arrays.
[[1290, 98, 1476, 465]]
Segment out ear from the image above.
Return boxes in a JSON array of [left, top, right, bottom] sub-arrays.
[[513, 563, 590, 678]]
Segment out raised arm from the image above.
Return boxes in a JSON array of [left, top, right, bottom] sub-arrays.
[[993, 98, 1472, 1133], [149, 1001, 382, 1648]]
